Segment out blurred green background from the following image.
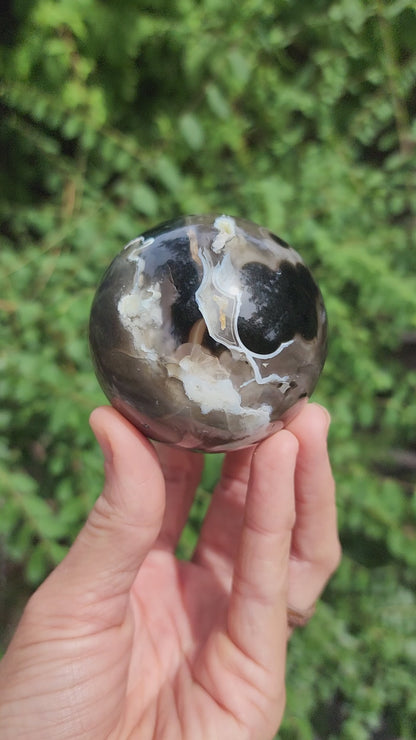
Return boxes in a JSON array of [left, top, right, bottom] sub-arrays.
[[1, 0, 416, 737]]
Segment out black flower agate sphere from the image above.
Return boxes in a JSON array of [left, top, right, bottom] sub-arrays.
[[89, 215, 327, 452]]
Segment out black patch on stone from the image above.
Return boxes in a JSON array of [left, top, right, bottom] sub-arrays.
[[269, 231, 290, 249], [237, 260, 319, 355], [153, 235, 202, 344]]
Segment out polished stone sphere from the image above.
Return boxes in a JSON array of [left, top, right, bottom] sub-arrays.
[[89, 215, 327, 451]]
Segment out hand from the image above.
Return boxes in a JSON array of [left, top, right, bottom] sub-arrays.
[[0, 403, 340, 740]]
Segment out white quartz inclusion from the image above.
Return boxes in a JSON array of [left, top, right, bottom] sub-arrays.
[[180, 361, 240, 414], [212, 215, 236, 253], [168, 347, 272, 429], [118, 283, 166, 361]]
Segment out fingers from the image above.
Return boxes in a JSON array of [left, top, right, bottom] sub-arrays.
[[154, 444, 204, 550], [192, 446, 255, 583], [227, 430, 298, 670], [42, 407, 166, 614], [286, 403, 341, 610]]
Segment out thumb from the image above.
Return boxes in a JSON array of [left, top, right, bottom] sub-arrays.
[[50, 406, 166, 606]]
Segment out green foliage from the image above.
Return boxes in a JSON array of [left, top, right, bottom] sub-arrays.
[[1, 0, 416, 736]]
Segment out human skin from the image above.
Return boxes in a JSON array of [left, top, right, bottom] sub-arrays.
[[0, 403, 340, 740]]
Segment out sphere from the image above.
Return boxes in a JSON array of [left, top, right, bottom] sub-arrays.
[[89, 215, 327, 452]]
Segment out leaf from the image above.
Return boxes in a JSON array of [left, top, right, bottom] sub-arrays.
[[206, 83, 231, 120], [26, 544, 48, 585], [179, 113, 204, 150], [130, 183, 159, 216]]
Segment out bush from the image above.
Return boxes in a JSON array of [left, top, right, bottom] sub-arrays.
[[1, 0, 415, 736]]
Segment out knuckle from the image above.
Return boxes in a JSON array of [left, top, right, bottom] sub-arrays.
[[307, 538, 341, 581], [323, 538, 342, 576]]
